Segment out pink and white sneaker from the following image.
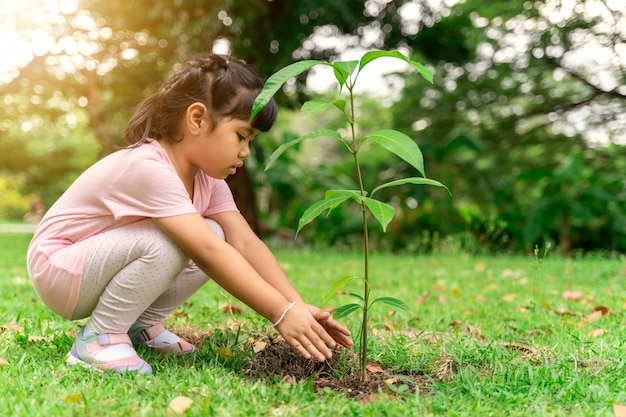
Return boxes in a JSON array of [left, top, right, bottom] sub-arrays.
[[67, 325, 152, 375]]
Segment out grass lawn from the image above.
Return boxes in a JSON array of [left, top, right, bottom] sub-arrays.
[[1, 231, 625, 416]]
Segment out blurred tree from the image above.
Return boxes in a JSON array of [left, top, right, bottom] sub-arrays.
[[0, 0, 447, 230], [390, 0, 626, 253], [2, 0, 624, 252]]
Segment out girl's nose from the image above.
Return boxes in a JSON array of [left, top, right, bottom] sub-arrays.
[[239, 143, 251, 159]]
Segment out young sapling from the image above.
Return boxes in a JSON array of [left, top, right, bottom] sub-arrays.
[[251, 50, 449, 381]]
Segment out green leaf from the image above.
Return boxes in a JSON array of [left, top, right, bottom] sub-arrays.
[[363, 129, 425, 176], [344, 292, 365, 302], [320, 275, 363, 306], [302, 100, 334, 114], [296, 193, 353, 236], [362, 197, 395, 232], [333, 303, 362, 319], [250, 60, 330, 121], [264, 129, 343, 172], [333, 99, 347, 114], [359, 50, 433, 83], [333, 60, 359, 89], [326, 189, 364, 204], [370, 296, 411, 311], [371, 177, 451, 197], [324, 190, 359, 211]]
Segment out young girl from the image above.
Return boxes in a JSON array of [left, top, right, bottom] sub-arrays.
[[27, 53, 353, 375]]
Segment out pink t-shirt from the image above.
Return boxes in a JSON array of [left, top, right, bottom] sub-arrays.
[[27, 140, 238, 318]]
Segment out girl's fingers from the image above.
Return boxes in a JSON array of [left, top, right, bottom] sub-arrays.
[[278, 303, 352, 361], [290, 333, 329, 362], [318, 317, 354, 347]]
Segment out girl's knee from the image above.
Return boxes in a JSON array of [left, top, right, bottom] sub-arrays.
[[205, 218, 225, 241], [128, 221, 189, 272]]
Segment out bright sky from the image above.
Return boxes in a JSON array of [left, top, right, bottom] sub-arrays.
[[0, 0, 81, 82], [1, 0, 624, 144]]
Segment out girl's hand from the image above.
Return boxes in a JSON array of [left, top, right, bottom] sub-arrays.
[[306, 304, 353, 349], [274, 302, 348, 362]]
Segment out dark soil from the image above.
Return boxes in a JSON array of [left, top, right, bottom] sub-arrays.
[[175, 324, 433, 400], [242, 334, 432, 401]]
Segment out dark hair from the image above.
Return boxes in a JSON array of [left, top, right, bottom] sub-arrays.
[[124, 53, 277, 145]]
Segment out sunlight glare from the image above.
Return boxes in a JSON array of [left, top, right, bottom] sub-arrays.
[[0, 0, 79, 82]]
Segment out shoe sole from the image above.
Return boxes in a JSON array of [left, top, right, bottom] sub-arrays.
[[66, 351, 152, 375], [66, 351, 102, 371]]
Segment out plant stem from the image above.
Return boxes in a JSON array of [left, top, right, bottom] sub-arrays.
[[347, 82, 370, 382], [353, 151, 370, 382]]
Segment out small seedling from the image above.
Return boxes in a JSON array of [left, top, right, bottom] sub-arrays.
[[251, 50, 449, 381]]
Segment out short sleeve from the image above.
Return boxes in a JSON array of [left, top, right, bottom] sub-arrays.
[[103, 156, 197, 219], [202, 178, 239, 216]]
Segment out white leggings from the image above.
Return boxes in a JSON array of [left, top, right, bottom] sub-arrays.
[[72, 218, 225, 335]]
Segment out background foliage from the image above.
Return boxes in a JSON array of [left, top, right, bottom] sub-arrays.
[[1, 0, 624, 254]]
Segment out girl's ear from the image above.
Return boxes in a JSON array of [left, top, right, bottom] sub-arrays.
[[185, 103, 209, 134]]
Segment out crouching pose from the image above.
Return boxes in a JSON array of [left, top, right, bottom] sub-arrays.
[[27, 53, 353, 375]]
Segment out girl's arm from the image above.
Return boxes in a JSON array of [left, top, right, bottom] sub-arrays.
[[154, 212, 351, 360], [210, 211, 353, 348], [208, 211, 302, 302]]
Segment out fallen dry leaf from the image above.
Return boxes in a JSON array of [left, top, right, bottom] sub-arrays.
[[281, 375, 296, 385], [464, 324, 486, 341], [415, 293, 430, 303], [474, 263, 486, 272], [437, 295, 448, 304], [11, 276, 27, 285], [554, 307, 583, 316], [585, 311, 604, 322], [588, 328, 608, 337], [167, 396, 194, 416], [614, 403, 626, 417], [253, 341, 267, 353], [594, 305, 610, 315], [501, 342, 545, 363], [562, 290, 584, 301], [0, 358, 8, 367], [366, 364, 384, 373], [523, 327, 553, 340], [384, 377, 398, 384], [361, 392, 380, 405], [383, 317, 395, 331], [0, 320, 24, 333], [28, 335, 49, 343], [502, 294, 517, 302]]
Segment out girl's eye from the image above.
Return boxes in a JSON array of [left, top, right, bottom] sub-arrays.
[[237, 134, 246, 141]]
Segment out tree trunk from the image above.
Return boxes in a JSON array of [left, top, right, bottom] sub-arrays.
[[559, 210, 571, 256], [226, 165, 260, 235]]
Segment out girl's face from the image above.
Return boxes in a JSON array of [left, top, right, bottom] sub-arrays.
[[188, 116, 259, 179]]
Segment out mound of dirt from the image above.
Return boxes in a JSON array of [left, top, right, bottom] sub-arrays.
[[243, 334, 431, 400]]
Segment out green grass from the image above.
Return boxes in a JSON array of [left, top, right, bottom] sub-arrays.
[[1, 232, 625, 416]]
